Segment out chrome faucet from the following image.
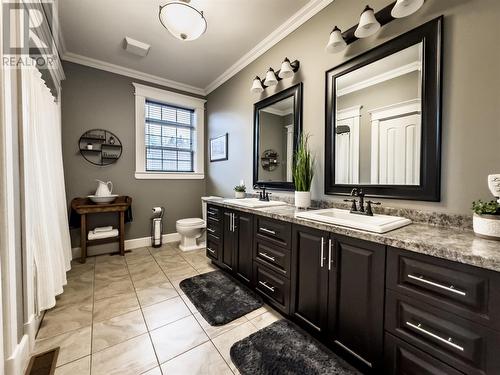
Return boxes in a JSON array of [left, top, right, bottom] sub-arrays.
[[344, 188, 380, 216]]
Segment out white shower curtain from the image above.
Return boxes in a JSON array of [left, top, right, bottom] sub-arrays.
[[22, 64, 72, 312]]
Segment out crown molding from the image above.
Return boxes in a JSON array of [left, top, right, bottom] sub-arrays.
[[204, 0, 334, 94], [62, 52, 206, 96]]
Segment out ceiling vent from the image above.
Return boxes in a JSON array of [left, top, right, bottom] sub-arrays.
[[123, 37, 151, 57]]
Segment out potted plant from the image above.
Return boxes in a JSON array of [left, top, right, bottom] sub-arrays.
[[234, 184, 246, 199], [472, 200, 500, 240], [293, 133, 314, 209]]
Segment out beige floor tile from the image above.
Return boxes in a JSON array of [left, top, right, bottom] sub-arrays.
[[37, 303, 92, 339], [244, 304, 272, 320], [66, 265, 94, 282], [193, 312, 248, 339], [157, 256, 190, 270], [150, 315, 208, 364], [197, 264, 218, 274], [141, 367, 162, 375], [163, 264, 199, 280], [95, 254, 126, 265], [91, 334, 158, 375], [92, 310, 147, 353], [54, 355, 90, 375], [125, 248, 153, 265], [55, 284, 93, 308], [132, 269, 169, 290], [249, 310, 282, 330], [35, 326, 91, 366], [179, 294, 198, 314], [160, 341, 232, 375], [211, 321, 258, 372], [94, 266, 129, 282], [142, 297, 191, 330], [127, 259, 160, 277], [94, 276, 134, 301], [169, 278, 189, 295], [136, 281, 178, 307], [93, 292, 140, 322]]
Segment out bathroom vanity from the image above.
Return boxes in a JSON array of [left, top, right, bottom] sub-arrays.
[[204, 199, 500, 374]]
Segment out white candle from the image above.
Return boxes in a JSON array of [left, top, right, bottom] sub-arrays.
[[240, 179, 244, 186]]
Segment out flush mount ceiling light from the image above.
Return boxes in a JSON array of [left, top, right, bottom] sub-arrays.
[[326, 26, 347, 53], [354, 5, 380, 38], [159, 0, 207, 41], [391, 0, 424, 18]]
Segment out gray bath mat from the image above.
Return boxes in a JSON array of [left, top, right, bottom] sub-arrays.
[[230, 320, 360, 375], [179, 271, 263, 326]]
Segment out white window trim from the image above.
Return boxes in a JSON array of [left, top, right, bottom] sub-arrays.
[[133, 82, 206, 179]]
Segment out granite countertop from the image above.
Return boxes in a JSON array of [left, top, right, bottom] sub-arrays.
[[205, 197, 500, 273]]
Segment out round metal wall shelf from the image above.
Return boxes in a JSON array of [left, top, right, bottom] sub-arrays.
[[78, 129, 122, 166]]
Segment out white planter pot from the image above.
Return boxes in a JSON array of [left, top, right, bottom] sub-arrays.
[[473, 213, 500, 240], [234, 191, 246, 199], [295, 191, 311, 209]]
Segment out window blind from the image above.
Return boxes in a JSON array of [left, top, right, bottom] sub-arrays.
[[145, 100, 194, 172]]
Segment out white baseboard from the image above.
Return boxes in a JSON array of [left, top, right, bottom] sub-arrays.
[[5, 333, 30, 375], [71, 232, 181, 259]]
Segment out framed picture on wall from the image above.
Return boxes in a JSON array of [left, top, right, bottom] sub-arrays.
[[210, 133, 228, 162]]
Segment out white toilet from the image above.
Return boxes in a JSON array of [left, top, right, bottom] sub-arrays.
[[176, 196, 220, 251]]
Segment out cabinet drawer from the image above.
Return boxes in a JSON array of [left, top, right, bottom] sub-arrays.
[[206, 219, 222, 242], [387, 247, 500, 330], [384, 333, 464, 375], [206, 204, 222, 222], [385, 290, 500, 375], [255, 216, 291, 249], [206, 240, 220, 261], [254, 263, 290, 314], [254, 240, 290, 278]]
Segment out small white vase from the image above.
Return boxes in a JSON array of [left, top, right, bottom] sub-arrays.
[[473, 213, 500, 240], [234, 191, 246, 199], [295, 191, 311, 209]]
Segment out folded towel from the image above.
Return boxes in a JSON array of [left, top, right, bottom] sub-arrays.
[[93, 226, 113, 233], [88, 229, 119, 240]]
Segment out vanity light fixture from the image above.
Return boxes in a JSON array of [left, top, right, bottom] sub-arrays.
[[391, 0, 424, 18], [355, 5, 381, 38], [250, 59, 300, 93], [251, 76, 265, 94], [264, 68, 278, 87], [326, 26, 347, 53], [159, 0, 207, 41]]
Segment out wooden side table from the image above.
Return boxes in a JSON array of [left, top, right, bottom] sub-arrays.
[[71, 196, 132, 263]]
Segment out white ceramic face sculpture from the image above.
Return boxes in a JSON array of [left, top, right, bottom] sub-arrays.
[[488, 174, 500, 203]]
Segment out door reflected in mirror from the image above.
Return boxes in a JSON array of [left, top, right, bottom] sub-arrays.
[[335, 42, 423, 185]]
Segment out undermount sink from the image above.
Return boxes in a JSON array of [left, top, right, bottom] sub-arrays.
[[295, 208, 411, 233], [223, 198, 288, 208]]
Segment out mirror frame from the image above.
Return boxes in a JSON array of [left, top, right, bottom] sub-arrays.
[[253, 82, 303, 191], [325, 17, 442, 201]]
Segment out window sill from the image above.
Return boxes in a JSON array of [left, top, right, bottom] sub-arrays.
[[135, 172, 205, 180]]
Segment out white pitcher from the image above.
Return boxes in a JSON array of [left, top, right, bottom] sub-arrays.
[[95, 179, 113, 196]]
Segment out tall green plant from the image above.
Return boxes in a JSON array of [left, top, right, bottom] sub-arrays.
[[293, 133, 315, 191]]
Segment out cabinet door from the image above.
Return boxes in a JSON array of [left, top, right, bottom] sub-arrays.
[[291, 225, 329, 333], [327, 235, 386, 369], [222, 210, 235, 270], [235, 211, 253, 284]]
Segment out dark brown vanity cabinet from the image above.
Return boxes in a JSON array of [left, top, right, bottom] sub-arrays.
[[291, 225, 386, 370]]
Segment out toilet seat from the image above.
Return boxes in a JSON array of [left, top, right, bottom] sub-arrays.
[[176, 218, 205, 228]]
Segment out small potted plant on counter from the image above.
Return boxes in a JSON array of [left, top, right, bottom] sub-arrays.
[[472, 200, 500, 240], [234, 184, 246, 199], [293, 133, 314, 209]]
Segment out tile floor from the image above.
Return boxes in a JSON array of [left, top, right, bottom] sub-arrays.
[[34, 243, 282, 375]]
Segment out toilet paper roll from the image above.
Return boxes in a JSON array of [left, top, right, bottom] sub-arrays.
[[152, 207, 163, 214]]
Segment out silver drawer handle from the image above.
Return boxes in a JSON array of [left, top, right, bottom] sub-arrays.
[[408, 274, 466, 296], [259, 252, 276, 262], [260, 227, 276, 235], [406, 322, 464, 352], [206, 227, 216, 233], [207, 247, 215, 254], [259, 281, 275, 292]]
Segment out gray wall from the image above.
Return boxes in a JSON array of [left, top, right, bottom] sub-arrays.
[[62, 62, 206, 246], [207, 0, 500, 215]]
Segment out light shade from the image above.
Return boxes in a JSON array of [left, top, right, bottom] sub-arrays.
[[159, 1, 207, 41], [251, 76, 264, 93], [354, 6, 380, 38], [278, 58, 294, 79], [326, 26, 347, 53], [264, 68, 278, 87], [391, 0, 424, 18]]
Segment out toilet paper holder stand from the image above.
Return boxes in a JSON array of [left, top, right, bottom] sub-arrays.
[[151, 207, 165, 248]]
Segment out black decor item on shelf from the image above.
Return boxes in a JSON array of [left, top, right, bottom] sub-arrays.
[[78, 129, 122, 166]]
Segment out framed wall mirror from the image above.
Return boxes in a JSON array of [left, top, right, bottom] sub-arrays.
[[254, 83, 303, 190], [325, 17, 442, 201]]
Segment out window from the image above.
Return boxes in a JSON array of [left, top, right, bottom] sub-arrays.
[[133, 83, 206, 179], [145, 101, 194, 172]]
